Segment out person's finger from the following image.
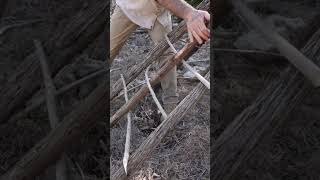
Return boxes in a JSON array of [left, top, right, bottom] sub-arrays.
[[191, 29, 202, 44], [199, 22, 210, 37], [188, 29, 194, 43], [196, 22, 209, 40], [204, 11, 210, 21], [195, 26, 208, 41]]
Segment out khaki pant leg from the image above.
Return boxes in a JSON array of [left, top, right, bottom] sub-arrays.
[[110, 6, 138, 64], [148, 20, 178, 104]]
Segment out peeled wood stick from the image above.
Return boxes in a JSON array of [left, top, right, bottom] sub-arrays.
[[34, 40, 68, 180], [231, 0, 320, 87], [145, 66, 168, 119], [120, 74, 132, 175], [165, 34, 210, 89], [182, 61, 210, 89], [111, 40, 201, 127], [112, 72, 210, 179]]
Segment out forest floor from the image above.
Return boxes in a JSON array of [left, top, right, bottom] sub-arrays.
[[213, 1, 320, 180]]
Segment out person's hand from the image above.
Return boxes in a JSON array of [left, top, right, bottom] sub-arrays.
[[185, 9, 210, 44]]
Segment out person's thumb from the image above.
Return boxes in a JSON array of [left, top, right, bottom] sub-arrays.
[[204, 11, 210, 22]]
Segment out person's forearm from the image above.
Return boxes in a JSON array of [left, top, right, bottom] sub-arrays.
[[156, 0, 195, 20]]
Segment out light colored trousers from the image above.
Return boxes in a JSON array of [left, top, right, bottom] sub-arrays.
[[110, 6, 178, 104]]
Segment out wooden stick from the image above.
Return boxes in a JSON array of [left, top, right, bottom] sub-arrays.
[[0, 0, 109, 123], [0, 19, 44, 36], [114, 83, 146, 100], [145, 66, 167, 119], [0, 81, 108, 180], [231, 0, 320, 87], [112, 72, 210, 179], [211, 28, 320, 180], [9, 67, 108, 122], [164, 34, 210, 89], [182, 61, 210, 89], [34, 39, 68, 180], [120, 74, 132, 175], [213, 48, 284, 58], [111, 40, 201, 127]]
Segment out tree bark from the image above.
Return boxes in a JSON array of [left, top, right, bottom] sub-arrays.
[[211, 28, 320, 180], [0, 0, 109, 123], [112, 73, 210, 179]]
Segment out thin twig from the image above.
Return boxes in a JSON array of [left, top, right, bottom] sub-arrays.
[[165, 34, 210, 89], [145, 66, 167, 119], [75, 161, 85, 180], [34, 39, 68, 180], [114, 82, 146, 100], [0, 19, 43, 36], [9, 67, 107, 122], [110, 68, 121, 72], [213, 48, 284, 58], [121, 74, 132, 175]]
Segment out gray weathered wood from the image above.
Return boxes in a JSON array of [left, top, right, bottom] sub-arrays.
[[35, 40, 68, 180], [0, 80, 108, 180], [211, 28, 320, 180], [112, 73, 210, 179], [231, 0, 320, 86], [0, 0, 109, 123], [8, 67, 108, 123]]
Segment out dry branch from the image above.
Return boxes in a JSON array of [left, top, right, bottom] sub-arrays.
[[8, 67, 108, 122], [0, 0, 109, 123], [110, 0, 210, 101], [0, 19, 44, 37], [112, 72, 210, 179], [111, 40, 202, 127], [145, 66, 168, 119], [211, 27, 320, 180], [34, 40, 68, 180], [34, 40, 60, 127], [213, 48, 283, 58], [121, 74, 132, 175], [231, 0, 320, 86]]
